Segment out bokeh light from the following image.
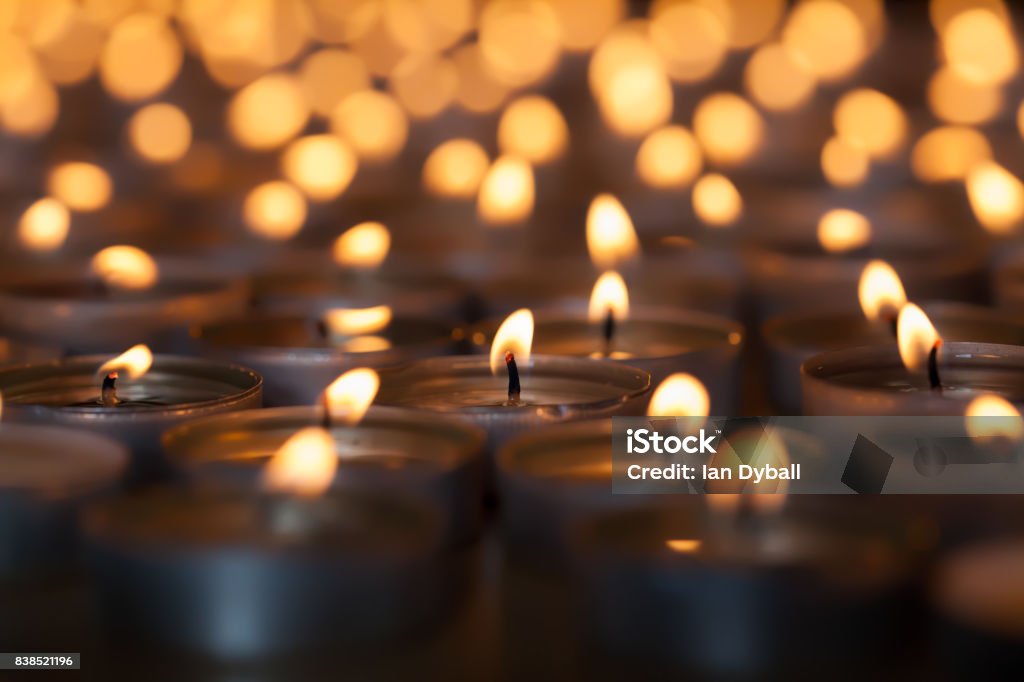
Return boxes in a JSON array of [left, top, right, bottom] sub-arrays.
[[228, 73, 310, 151], [783, 0, 867, 82], [243, 180, 308, 240], [649, 0, 729, 83], [497, 95, 569, 165], [47, 162, 112, 212], [635, 125, 703, 189], [911, 126, 991, 183], [389, 53, 458, 119], [833, 89, 907, 161], [128, 103, 192, 164], [298, 48, 370, 118], [99, 12, 182, 102], [693, 173, 742, 227], [477, 155, 535, 226], [821, 135, 870, 188], [330, 89, 409, 163], [478, 0, 561, 87], [927, 66, 1003, 125], [423, 139, 490, 199], [693, 93, 764, 167], [744, 42, 817, 112], [18, 197, 70, 253], [281, 134, 358, 202], [941, 8, 1018, 86]]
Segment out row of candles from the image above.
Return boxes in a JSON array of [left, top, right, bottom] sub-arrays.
[[2, 188, 1024, 673]]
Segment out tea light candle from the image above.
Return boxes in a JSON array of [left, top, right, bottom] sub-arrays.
[[164, 405, 486, 545], [0, 423, 128, 579], [0, 253, 249, 354], [196, 307, 458, 406], [767, 302, 1024, 413], [802, 342, 1024, 416], [473, 277, 742, 414], [0, 349, 262, 479], [572, 504, 914, 677], [932, 539, 1024, 675], [83, 487, 449, 659]]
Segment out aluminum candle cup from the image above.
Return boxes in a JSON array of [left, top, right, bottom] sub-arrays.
[[473, 305, 742, 414], [801, 343, 1024, 416], [164, 406, 486, 545], [571, 507, 914, 678], [993, 254, 1024, 312], [375, 356, 651, 462], [744, 234, 988, 320], [84, 488, 449, 660], [0, 356, 262, 479], [196, 314, 458, 406], [0, 425, 128, 579], [0, 337, 60, 366], [477, 250, 741, 319], [497, 419, 686, 562], [765, 303, 1024, 413], [0, 260, 249, 354], [932, 539, 1024, 675]]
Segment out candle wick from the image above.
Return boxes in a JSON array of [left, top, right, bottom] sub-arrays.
[[884, 312, 897, 339], [101, 372, 119, 406], [315, 318, 329, 341], [505, 351, 521, 404], [319, 393, 332, 429], [928, 339, 943, 392], [602, 308, 615, 350]]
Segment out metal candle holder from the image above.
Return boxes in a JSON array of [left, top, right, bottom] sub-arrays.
[[196, 313, 458, 406], [163, 406, 486, 545], [0, 424, 128, 579], [0, 355, 262, 479]]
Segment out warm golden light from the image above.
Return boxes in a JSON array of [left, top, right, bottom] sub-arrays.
[[590, 24, 672, 137], [649, 0, 729, 83], [966, 161, 1024, 234], [299, 48, 370, 118], [726, 0, 786, 48], [834, 89, 908, 160], [389, 53, 458, 119], [588, 271, 629, 326], [99, 12, 182, 102], [497, 95, 568, 165], [744, 41, 817, 112], [897, 303, 941, 372], [586, 194, 640, 270], [322, 306, 393, 338], [262, 427, 337, 498], [635, 125, 703, 189], [942, 8, 1018, 86], [647, 373, 711, 418], [452, 43, 509, 114], [0, 63, 58, 138], [911, 126, 991, 183], [91, 246, 158, 291], [422, 138, 489, 199], [98, 344, 154, 381], [243, 181, 308, 241], [47, 162, 112, 212], [490, 308, 534, 375], [477, 155, 535, 226], [817, 209, 872, 254], [127, 103, 191, 165], [927, 66, 1003, 125], [693, 93, 764, 166], [329, 90, 409, 163], [965, 394, 1024, 441], [323, 368, 380, 425], [782, 0, 867, 82], [821, 135, 870, 188], [693, 173, 742, 227], [228, 73, 309, 151], [930, 1, 1009, 32], [281, 134, 358, 202], [550, 0, 624, 51], [18, 198, 69, 253], [332, 222, 391, 269], [858, 260, 907, 322], [665, 539, 702, 553], [478, 0, 561, 87]]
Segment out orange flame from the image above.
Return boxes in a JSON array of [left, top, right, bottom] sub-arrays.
[[897, 303, 941, 371], [858, 260, 906, 321], [262, 427, 337, 497], [588, 271, 629, 326], [647, 373, 710, 417], [91, 246, 159, 290], [490, 308, 534, 375], [817, 208, 872, 253], [965, 394, 1024, 441], [332, 221, 391, 269], [98, 344, 154, 380], [323, 368, 380, 425], [586, 194, 640, 269]]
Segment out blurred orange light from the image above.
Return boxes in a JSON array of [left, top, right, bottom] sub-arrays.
[[243, 181, 308, 241], [128, 103, 191, 165]]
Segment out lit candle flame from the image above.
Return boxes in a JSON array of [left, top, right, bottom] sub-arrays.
[[966, 161, 1024, 234], [477, 155, 535, 226], [262, 427, 337, 497], [665, 539, 702, 553], [965, 394, 1024, 441], [18, 197, 70, 253], [817, 208, 872, 253], [91, 246, 159, 290], [321, 306, 392, 338], [588, 271, 629, 326], [586, 194, 640, 270], [858, 260, 907, 322], [323, 368, 380, 425], [897, 303, 942, 372], [647, 373, 710, 417], [332, 221, 391, 269], [98, 344, 154, 380], [490, 309, 534, 376]]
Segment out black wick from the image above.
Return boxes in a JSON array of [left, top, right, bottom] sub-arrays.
[[101, 372, 119, 406], [602, 308, 615, 350], [928, 340, 943, 392], [506, 351, 521, 404]]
